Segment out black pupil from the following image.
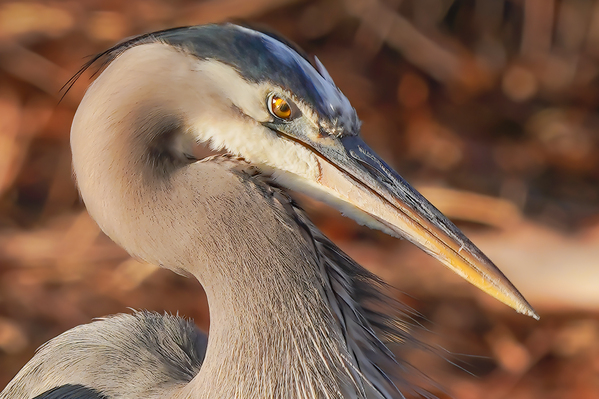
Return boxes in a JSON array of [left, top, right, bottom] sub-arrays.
[[278, 102, 289, 113]]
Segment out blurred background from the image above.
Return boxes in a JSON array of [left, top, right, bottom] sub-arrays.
[[0, 0, 598, 397]]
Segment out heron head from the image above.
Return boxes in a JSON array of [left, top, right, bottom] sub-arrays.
[[72, 24, 537, 319]]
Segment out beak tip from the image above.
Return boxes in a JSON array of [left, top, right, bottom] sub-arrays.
[[520, 303, 540, 320], [507, 291, 539, 320], [496, 280, 539, 320]]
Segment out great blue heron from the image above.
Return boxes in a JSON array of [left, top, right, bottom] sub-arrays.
[[1, 24, 537, 399]]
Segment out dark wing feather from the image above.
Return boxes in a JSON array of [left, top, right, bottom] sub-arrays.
[[33, 384, 107, 399]]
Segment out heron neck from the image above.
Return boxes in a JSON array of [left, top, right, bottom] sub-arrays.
[[156, 166, 360, 399], [189, 266, 354, 398]]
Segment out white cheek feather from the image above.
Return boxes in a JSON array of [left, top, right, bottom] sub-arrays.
[[187, 60, 321, 184], [192, 117, 321, 183]]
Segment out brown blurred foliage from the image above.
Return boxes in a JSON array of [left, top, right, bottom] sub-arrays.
[[1, 0, 599, 397]]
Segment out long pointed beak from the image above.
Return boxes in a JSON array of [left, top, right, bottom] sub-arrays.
[[310, 135, 538, 319]]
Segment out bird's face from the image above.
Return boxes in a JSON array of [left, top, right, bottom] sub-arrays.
[[90, 24, 535, 318]]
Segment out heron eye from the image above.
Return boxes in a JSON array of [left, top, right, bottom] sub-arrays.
[[269, 95, 292, 120]]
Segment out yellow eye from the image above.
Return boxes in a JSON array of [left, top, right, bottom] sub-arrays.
[[269, 95, 292, 120]]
